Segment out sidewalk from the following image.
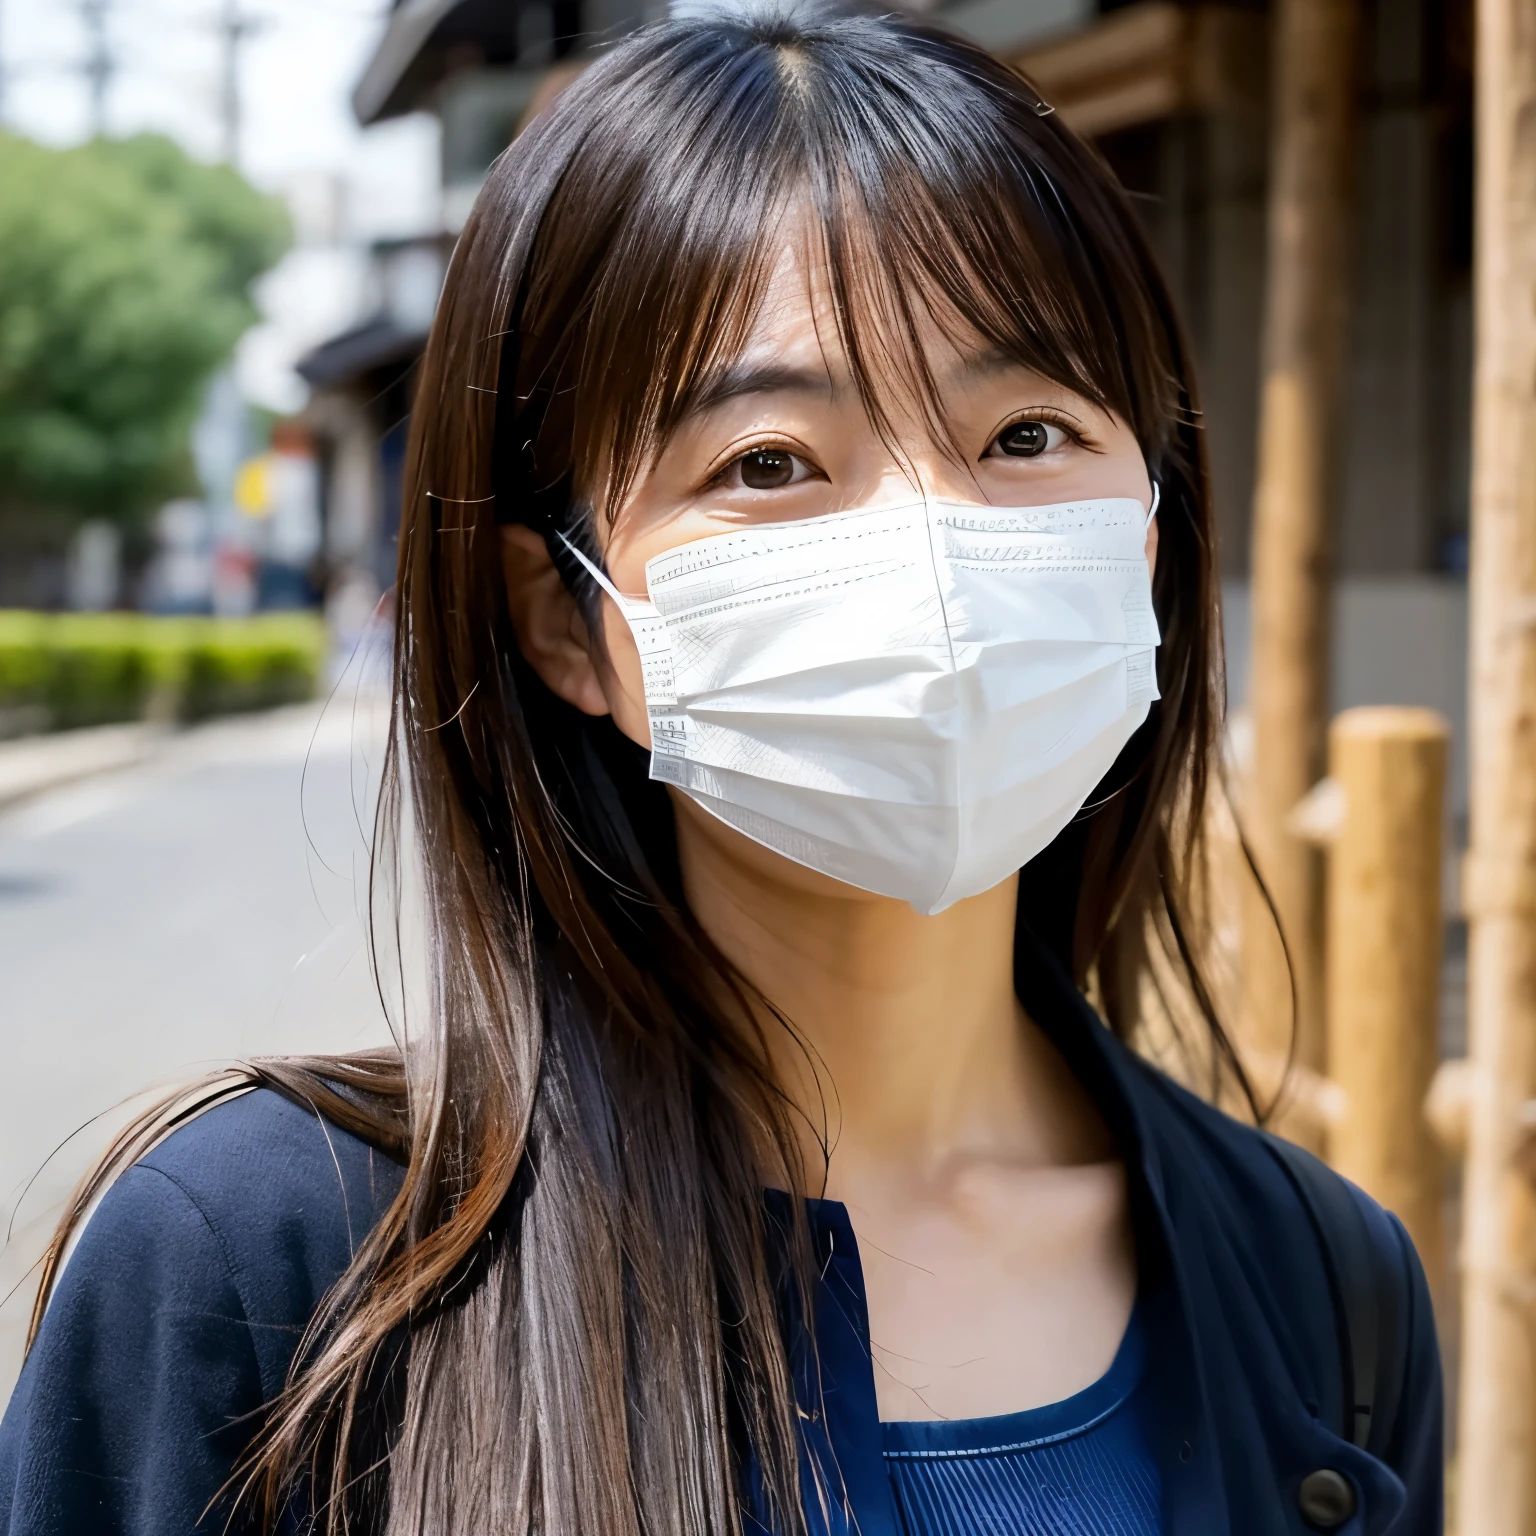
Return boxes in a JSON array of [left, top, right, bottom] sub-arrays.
[[0, 691, 390, 816], [0, 723, 166, 811]]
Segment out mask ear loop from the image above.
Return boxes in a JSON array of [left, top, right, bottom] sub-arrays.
[[557, 531, 658, 621], [1145, 480, 1161, 530]]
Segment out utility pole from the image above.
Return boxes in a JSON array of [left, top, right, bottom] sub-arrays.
[[1456, 0, 1536, 1525], [218, 0, 259, 168], [79, 0, 113, 138], [1240, 0, 1361, 1146]]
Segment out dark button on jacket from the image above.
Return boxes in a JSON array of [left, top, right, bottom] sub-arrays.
[[1299, 1469, 1360, 1528], [0, 928, 1442, 1534]]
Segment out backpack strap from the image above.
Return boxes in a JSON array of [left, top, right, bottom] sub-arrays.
[[1262, 1134, 1408, 1456]]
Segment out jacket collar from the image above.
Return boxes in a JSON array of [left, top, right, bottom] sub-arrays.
[[1010, 925, 1407, 1536], [761, 926, 1407, 1535]]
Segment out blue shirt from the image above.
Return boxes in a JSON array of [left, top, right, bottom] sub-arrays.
[[881, 1306, 1159, 1536]]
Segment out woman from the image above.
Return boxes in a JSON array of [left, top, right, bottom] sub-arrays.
[[0, 11, 1439, 1535]]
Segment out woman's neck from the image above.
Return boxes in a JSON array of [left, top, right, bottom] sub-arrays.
[[674, 804, 1113, 1198]]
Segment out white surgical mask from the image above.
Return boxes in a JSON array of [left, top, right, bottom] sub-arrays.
[[564, 491, 1159, 915]]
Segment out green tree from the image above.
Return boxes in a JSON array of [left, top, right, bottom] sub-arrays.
[[0, 133, 290, 524]]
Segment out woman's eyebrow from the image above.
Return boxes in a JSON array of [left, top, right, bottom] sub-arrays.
[[681, 360, 836, 418]]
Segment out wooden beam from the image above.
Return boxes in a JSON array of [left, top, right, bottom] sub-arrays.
[[1324, 708, 1448, 1302], [1240, 0, 1361, 1145], [1011, 2, 1265, 139], [1456, 0, 1536, 1523]]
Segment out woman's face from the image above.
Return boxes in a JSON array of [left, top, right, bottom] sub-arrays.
[[502, 230, 1156, 892]]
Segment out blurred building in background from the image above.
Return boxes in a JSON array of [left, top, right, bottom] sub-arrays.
[[351, 0, 644, 229], [298, 0, 654, 624], [297, 235, 454, 636]]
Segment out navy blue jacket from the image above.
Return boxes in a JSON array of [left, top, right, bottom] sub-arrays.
[[0, 930, 1441, 1535]]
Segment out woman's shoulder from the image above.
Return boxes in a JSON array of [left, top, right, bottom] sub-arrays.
[[106, 1083, 406, 1393], [132, 1083, 407, 1302], [1126, 1051, 1441, 1467], [1128, 1056, 1386, 1231], [0, 1087, 406, 1535], [35, 1082, 405, 1391], [1127, 1052, 1409, 1269]]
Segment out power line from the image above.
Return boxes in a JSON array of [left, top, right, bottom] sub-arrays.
[[5, 0, 383, 155], [78, 0, 114, 137], [217, 0, 269, 167]]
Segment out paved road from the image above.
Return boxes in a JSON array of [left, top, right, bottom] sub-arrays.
[[0, 695, 396, 1403]]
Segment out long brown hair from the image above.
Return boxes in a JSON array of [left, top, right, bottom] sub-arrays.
[[32, 12, 1247, 1533]]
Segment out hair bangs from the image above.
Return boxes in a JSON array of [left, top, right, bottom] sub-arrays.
[[506, 40, 810, 529]]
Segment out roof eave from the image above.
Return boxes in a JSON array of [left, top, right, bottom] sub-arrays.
[[353, 0, 466, 125]]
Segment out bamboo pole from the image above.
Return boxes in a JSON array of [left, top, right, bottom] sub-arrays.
[[1324, 708, 1448, 1300], [1456, 0, 1536, 1526], [1242, 0, 1361, 1147]]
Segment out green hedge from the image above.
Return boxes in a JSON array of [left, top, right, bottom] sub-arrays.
[[0, 612, 327, 733]]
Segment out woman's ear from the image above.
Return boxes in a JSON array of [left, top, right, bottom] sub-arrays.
[[500, 525, 612, 716]]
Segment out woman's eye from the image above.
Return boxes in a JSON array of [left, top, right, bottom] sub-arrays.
[[725, 447, 813, 490], [990, 419, 1068, 459]]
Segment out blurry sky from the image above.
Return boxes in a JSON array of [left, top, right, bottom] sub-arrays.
[[0, 0, 442, 410]]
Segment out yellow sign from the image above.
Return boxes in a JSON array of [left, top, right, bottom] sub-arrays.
[[234, 455, 273, 518]]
